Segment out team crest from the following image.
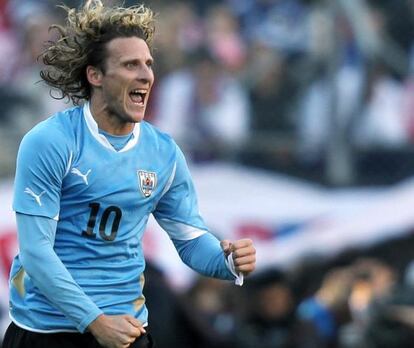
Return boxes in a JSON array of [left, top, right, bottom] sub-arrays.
[[138, 170, 157, 198]]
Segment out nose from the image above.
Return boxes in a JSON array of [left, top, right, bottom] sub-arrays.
[[137, 65, 154, 84]]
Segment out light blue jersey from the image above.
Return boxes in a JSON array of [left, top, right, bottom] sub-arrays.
[[10, 103, 234, 333]]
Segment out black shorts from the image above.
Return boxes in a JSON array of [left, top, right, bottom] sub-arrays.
[[2, 322, 155, 348]]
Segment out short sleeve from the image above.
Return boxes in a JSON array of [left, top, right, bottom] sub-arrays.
[[13, 122, 72, 219]]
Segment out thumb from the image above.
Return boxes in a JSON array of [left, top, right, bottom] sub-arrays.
[[220, 240, 232, 256]]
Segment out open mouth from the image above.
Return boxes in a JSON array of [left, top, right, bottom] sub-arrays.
[[129, 89, 147, 105]]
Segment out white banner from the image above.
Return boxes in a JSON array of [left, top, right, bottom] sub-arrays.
[[144, 163, 414, 288]]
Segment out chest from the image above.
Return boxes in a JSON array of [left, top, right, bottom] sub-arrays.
[[61, 137, 171, 215]]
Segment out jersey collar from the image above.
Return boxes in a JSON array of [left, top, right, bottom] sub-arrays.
[[83, 102, 141, 152]]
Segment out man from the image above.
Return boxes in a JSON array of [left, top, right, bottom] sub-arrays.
[[3, 1, 256, 348]]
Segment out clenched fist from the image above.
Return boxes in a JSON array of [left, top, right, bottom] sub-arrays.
[[221, 238, 256, 276]]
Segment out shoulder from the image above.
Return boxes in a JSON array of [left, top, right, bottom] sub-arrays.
[[19, 107, 81, 161], [21, 107, 80, 148], [141, 121, 179, 155], [141, 123, 193, 180]]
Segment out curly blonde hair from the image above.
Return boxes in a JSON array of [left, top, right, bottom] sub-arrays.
[[40, 0, 155, 104]]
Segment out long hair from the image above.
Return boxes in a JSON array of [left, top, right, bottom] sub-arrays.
[[40, 0, 155, 105]]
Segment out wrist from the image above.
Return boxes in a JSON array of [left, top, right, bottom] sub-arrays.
[[88, 313, 106, 334]]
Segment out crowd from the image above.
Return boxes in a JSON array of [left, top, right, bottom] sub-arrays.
[[141, 235, 414, 348], [1, 0, 414, 347], [1, 0, 414, 183]]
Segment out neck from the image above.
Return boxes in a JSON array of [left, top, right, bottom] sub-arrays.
[[89, 95, 135, 135]]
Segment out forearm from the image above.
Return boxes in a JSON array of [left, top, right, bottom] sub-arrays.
[[172, 233, 234, 280], [16, 213, 103, 332]]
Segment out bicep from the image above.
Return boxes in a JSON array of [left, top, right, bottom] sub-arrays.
[[153, 145, 208, 239]]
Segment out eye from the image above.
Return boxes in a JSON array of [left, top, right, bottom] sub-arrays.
[[125, 62, 137, 69], [146, 60, 153, 69]]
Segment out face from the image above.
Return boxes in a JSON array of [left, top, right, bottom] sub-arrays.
[[89, 36, 154, 129]]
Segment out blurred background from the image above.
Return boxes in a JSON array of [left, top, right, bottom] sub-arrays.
[[2, 0, 414, 347]]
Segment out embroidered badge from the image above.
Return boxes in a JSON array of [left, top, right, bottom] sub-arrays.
[[138, 170, 157, 198]]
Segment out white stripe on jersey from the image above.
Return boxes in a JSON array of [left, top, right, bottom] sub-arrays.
[[63, 151, 73, 178], [157, 218, 207, 240], [160, 162, 177, 197]]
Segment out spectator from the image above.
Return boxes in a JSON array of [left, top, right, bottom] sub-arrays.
[[340, 258, 397, 347], [154, 47, 250, 161], [179, 277, 237, 348], [298, 267, 354, 348], [235, 268, 302, 348]]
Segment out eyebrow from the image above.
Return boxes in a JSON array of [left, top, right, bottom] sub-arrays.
[[121, 56, 154, 64]]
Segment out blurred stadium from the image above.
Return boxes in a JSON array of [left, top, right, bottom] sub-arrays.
[[2, 0, 414, 347]]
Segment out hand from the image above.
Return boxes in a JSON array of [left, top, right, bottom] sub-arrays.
[[221, 238, 256, 276], [88, 314, 146, 348]]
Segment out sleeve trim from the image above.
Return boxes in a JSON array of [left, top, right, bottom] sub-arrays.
[[77, 308, 103, 333]]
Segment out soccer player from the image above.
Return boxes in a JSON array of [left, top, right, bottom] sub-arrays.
[[3, 1, 256, 348]]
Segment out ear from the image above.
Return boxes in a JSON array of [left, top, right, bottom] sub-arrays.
[[86, 65, 103, 87]]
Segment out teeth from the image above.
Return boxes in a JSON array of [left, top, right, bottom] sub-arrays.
[[130, 89, 146, 104], [132, 89, 147, 94]]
